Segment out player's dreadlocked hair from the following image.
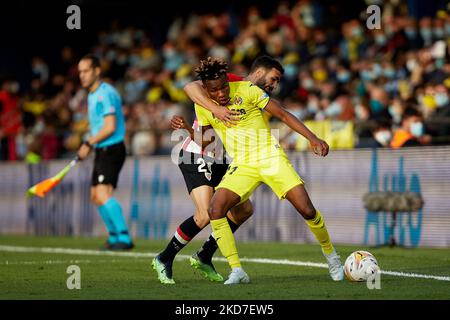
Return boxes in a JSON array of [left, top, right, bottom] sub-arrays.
[[195, 57, 228, 82]]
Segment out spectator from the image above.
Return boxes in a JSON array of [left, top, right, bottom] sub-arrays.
[[0, 77, 21, 160], [3, 1, 450, 160], [390, 107, 432, 148], [356, 119, 392, 148]]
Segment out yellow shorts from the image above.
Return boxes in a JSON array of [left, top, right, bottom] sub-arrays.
[[216, 155, 304, 203]]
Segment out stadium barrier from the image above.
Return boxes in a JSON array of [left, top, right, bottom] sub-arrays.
[[1, 146, 449, 248]]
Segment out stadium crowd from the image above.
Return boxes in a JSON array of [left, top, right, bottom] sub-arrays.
[[0, 0, 449, 161]]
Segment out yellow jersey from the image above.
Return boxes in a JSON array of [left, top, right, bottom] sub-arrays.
[[195, 81, 287, 164]]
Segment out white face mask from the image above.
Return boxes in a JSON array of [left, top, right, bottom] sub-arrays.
[[302, 78, 314, 90], [374, 130, 392, 146], [410, 121, 424, 137], [406, 59, 417, 72], [324, 101, 342, 117], [435, 93, 449, 107]]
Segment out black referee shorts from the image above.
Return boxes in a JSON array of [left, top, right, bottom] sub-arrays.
[[178, 150, 229, 194], [91, 142, 126, 189]]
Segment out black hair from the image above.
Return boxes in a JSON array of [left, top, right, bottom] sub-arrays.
[[80, 54, 101, 69], [402, 107, 421, 123], [250, 55, 284, 75], [374, 118, 392, 131], [195, 57, 228, 82]]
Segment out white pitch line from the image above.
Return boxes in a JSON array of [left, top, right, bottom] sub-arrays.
[[3, 259, 149, 265], [0, 245, 449, 282]]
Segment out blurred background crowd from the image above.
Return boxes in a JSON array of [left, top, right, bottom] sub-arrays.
[[0, 0, 449, 162]]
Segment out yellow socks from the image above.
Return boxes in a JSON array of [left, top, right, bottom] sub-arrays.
[[305, 210, 334, 255], [210, 217, 241, 268]]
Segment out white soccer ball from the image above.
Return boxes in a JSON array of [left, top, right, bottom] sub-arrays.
[[344, 250, 380, 282]]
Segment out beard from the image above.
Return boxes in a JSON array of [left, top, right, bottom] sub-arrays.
[[254, 78, 273, 94]]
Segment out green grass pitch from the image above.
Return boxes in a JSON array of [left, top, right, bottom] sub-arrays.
[[0, 235, 449, 300]]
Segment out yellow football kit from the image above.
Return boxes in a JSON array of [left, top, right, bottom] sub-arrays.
[[195, 81, 304, 202]]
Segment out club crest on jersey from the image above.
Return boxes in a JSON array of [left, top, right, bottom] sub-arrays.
[[233, 96, 243, 105]]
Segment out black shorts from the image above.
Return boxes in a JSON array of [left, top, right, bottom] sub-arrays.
[[178, 150, 229, 194], [91, 142, 126, 189]]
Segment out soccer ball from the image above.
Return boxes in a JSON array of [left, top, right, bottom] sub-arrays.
[[344, 250, 380, 282]]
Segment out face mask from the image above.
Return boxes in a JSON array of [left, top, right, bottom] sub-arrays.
[[74, 112, 84, 122], [433, 28, 445, 39], [370, 99, 384, 114], [374, 130, 392, 146], [174, 78, 190, 89], [106, 50, 117, 61], [34, 120, 45, 134], [385, 26, 394, 37], [290, 108, 307, 120], [435, 93, 449, 107], [375, 35, 387, 46], [163, 49, 176, 59], [372, 63, 382, 77], [410, 121, 424, 137], [435, 58, 445, 69], [9, 82, 20, 94], [324, 101, 342, 117], [284, 64, 298, 79], [307, 101, 318, 113], [406, 59, 417, 72], [337, 72, 351, 83], [388, 105, 402, 123], [420, 28, 432, 40], [383, 68, 395, 79], [129, 54, 140, 66], [360, 70, 375, 82], [352, 27, 363, 38], [405, 28, 417, 39], [302, 78, 314, 90]]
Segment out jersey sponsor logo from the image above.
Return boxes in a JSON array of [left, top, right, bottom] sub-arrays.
[[230, 108, 246, 115], [230, 108, 247, 120]]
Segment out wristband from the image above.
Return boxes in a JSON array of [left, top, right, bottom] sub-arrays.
[[83, 141, 93, 149]]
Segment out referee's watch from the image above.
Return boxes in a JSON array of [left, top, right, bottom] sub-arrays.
[[83, 141, 93, 149]]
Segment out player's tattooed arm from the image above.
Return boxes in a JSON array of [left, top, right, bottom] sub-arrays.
[[184, 80, 240, 127], [264, 99, 329, 157]]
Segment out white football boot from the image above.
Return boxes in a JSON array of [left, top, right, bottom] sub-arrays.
[[224, 267, 250, 285], [323, 249, 344, 281]]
